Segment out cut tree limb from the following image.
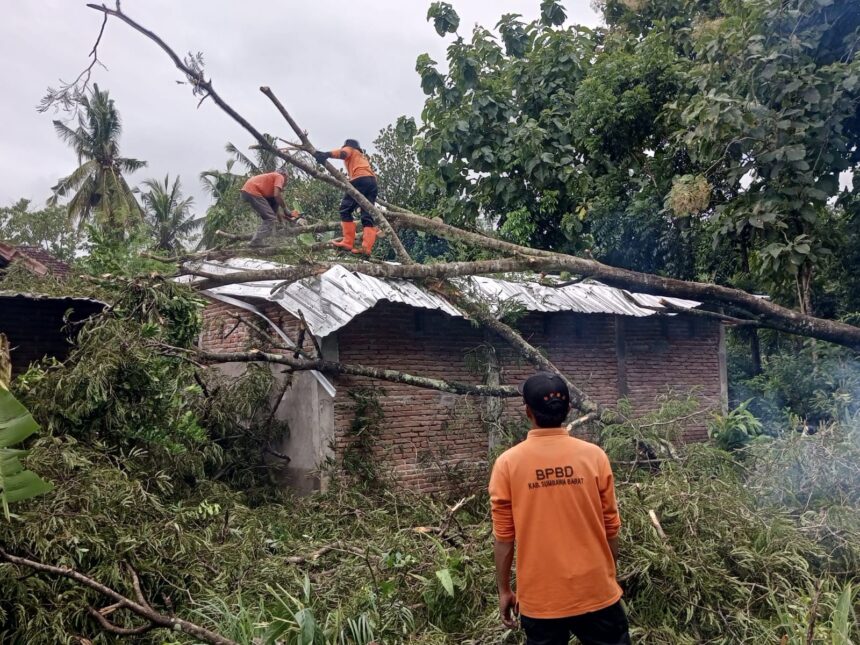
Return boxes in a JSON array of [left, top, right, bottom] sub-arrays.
[[258, 85, 412, 264], [381, 209, 860, 350], [0, 547, 238, 645]]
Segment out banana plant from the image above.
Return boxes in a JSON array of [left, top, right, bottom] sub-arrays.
[[0, 385, 52, 519]]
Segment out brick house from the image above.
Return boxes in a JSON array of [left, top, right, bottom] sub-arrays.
[[0, 243, 104, 376], [192, 259, 727, 494]]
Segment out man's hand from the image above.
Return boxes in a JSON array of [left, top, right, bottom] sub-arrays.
[[313, 151, 329, 164], [499, 589, 518, 629]]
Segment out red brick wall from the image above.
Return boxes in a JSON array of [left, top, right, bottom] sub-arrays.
[[623, 316, 722, 441], [200, 297, 312, 354], [200, 299, 724, 493], [334, 304, 488, 493]]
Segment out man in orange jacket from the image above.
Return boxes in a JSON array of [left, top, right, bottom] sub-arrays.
[[489, 372, 631, 645], [313, 139, 379, 255], [240, 169, 300, 247]]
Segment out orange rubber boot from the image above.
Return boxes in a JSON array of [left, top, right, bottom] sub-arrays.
[[353, 226, 378, 256], [331, 221, 356, 250]]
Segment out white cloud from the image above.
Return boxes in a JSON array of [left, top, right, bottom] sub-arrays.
[[0, 0, 599, 212]]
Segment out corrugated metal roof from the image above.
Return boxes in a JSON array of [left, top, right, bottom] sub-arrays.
[[0, 290, 106, 306], [183, 258, 700, 338]]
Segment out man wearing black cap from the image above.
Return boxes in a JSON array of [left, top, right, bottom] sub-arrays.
[[489, 372, 631, 645], [314, 139, 379, 255]]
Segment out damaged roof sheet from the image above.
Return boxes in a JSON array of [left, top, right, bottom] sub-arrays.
[[184, 258, 700, 338]]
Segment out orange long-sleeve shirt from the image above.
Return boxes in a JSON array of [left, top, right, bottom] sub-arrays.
[[489, 428, 622, 619], [330, 146, 376, 181]]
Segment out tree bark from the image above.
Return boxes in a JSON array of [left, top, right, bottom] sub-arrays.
[[194, 348, 520, 398]]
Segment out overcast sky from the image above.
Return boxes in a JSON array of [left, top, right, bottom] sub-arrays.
[[0, 0, 600, 213]]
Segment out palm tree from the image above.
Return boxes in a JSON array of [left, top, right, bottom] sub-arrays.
[[49, 84, 146, 235], [141, 175, 202, 253], [225, 133, 282, 174], [198, 160, 247, 249]]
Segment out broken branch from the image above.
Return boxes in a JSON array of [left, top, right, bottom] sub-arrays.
[[0, 547, 238, 645], [192, 348, 521, 398]]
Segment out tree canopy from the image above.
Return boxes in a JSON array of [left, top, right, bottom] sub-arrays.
[[414, 0, 859, 315]]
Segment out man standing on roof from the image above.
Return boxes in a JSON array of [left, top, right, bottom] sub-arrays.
[[489, 372, 631, 645], [313, 139, 379, 256], [240, 169, 301, 247]]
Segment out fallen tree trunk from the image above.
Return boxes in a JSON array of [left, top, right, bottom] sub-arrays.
[[383, 209, 860, 350]]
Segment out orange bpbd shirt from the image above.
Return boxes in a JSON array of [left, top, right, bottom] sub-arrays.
[[330, 147, 376, 181], [489, 428, 622, 619], [241, 172, 286, 198]]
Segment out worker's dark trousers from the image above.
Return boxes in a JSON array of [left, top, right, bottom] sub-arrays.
[[521, 601, 632, 645], [240, 191, 278, 222], [241, 191, 278, 246], [339, 176, 378, 227]]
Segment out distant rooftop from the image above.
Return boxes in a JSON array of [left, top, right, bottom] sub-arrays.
[[0, 242, 71, 278]]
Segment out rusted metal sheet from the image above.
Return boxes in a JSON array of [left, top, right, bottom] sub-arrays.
[[184, 259, 701, 339]]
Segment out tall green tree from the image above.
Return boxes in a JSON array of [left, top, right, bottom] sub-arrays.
[[141, 175, 202, 253], [0, 199, 79, 262], [48, 84, 146, 236], [198, 161, 248, 249], [415, 1, 696, 275], [676, 0, 860, 314], [415, 0, 859, 311]]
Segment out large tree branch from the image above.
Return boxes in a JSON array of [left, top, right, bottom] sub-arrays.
[[84, 3, 412, 265], [188, 256, 547, 291], [0, 547, 237, 645], [382, 209, 860, 350], [259, 86, 412, 264], [193, 348, 520, 398]]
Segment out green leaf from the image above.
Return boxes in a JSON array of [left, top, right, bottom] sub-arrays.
[[831, 583, 854, 645], [0, 387, 40, 448], [783, 145, 806, 162], [540, 0, 567, 26], [0, 388, 52, 519], [427, 2, 460, 37], [436, 568, 455, 597], [297, 233, 315, 247], [802, 86, 821, 104]]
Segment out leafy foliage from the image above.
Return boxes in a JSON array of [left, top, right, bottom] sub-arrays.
[[0, 199, 79, 262], [415, 0, 859, 306], [0, 387, 52, 519]]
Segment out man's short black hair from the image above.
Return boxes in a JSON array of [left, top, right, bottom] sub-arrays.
[[522, 372, 570, 427], [343, 138, 362, 150]]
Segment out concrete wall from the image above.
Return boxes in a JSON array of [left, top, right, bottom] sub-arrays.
[[200, 297, 335, 495]]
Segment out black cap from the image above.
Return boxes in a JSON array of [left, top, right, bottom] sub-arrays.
[[343, 138, 361, 150], [522, 372, 570, 415]]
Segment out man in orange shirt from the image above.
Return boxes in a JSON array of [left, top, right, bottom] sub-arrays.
[[314, 139, 379, 255], [489, 372, 631, 645], [240, 169, 298, 247]]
